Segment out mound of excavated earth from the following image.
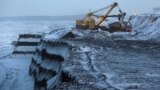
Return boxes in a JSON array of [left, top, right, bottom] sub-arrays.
[[112, 14, 160, 42]]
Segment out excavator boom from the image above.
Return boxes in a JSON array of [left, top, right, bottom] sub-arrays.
[[96, 2, 118, 26]]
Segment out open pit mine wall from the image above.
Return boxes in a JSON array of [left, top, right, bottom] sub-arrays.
[[29, 39, 72, 90], [130, 14, 160, 31], [13, 34, 43, 54], [130, 14, 160, 40]]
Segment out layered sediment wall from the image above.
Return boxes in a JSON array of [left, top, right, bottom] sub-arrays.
[[29, 38, 118, 90], [13, 34, 43, 54], [29, 40, 71, 89]]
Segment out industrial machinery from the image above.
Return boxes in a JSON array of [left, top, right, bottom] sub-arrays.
[[76, 2, 132, 32]]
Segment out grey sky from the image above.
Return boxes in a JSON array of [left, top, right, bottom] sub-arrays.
[[0, 0, 159, 17]]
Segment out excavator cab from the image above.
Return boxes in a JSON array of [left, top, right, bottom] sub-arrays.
[[76, 14, 97, 30]]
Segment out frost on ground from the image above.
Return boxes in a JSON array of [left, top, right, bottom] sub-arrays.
[[0, 55, 34, 90], [29, 31, 160, 89], [59, 32, 160, 89], [0, 14, 160, 90], [0, 20, 74, 90], [0, 20, 74, 58]]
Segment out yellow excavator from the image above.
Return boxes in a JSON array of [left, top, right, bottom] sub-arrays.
[[76, 2, 132, 32]]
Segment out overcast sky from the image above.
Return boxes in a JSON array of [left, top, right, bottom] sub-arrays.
[[0, 0, 159, 17]]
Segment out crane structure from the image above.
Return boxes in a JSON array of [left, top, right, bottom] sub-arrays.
[[76, 2, 132, 32]]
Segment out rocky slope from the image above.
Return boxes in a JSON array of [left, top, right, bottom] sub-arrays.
[[0, 14, 160, 90], [29, 29, 160, 90]]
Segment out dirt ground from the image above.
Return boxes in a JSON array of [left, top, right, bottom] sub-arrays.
[[60, 35, 160, 90]]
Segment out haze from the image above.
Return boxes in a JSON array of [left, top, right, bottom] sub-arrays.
[[0, 0, 159, 17]]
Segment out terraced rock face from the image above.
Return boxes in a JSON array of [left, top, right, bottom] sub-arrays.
[[13, 34, 43, 55], [29, 28, 160, 89], [29, 38, 117, 90], [29, 40, 71, 90]]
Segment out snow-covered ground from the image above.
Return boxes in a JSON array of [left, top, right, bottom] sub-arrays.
[[0, 55, 34, 90], [66, 38, 160, 90], [0, 20, 74, 58], [0, 14, 160, 90], [0, 20, 74, 90], [0, 14, 159, 58]]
